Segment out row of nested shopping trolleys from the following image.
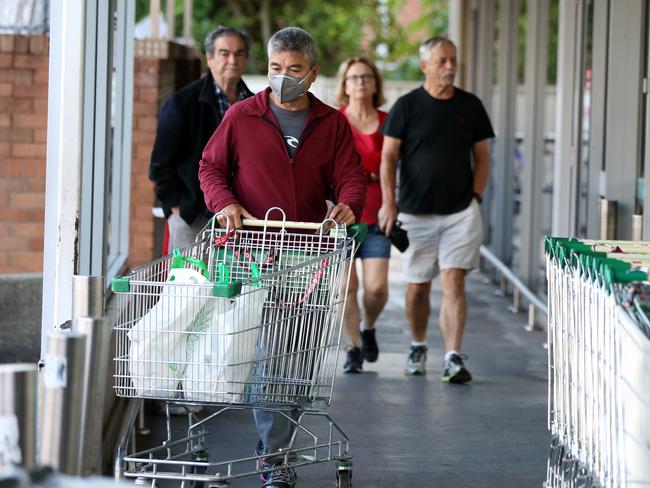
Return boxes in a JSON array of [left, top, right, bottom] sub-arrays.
[[111, 210, 367, 487], [546, 237, 650, 488]]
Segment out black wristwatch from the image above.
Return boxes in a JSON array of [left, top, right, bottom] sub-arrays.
[[473, 192, 483, 204]]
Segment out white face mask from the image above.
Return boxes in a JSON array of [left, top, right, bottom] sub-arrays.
[[268, 69, 313, 103]]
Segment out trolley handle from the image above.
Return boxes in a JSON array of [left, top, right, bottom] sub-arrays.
[[241, 218, 322, 231], [241, 219, 368, 244]]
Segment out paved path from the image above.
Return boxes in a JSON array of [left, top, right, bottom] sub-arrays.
[[141, 253, 549, 487]]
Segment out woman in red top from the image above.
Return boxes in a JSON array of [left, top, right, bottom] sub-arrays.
[[336, 57, 391, 373]]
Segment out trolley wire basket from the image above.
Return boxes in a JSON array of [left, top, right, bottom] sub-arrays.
[[111, 209, 366, 487]]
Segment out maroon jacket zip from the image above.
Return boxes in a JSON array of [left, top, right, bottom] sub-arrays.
[[199, 88, 366, 223]]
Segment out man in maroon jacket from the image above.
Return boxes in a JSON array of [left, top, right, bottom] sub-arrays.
[[199, 27, 365, 488]]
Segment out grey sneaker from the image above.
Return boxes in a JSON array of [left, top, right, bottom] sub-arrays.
[[262, 465, 297, 488], [405, 345, 427, 375], [441, 353, 472, 383]]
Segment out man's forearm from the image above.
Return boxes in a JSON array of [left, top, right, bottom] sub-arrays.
[[472, 139, 490, 195], [380, 155, 398, 205], [473, 156, 489, 195]]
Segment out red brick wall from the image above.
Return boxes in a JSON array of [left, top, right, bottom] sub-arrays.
[[0, 35, 200, 274], [129, 57, 169, 267], [0, 35, 48, 274]]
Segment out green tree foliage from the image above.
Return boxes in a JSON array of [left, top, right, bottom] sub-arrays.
[[135, 1, 558, 84], [135, 0, 452, 80], [137, 0, 382, 76], [492, 0, 558, 86], [379, 0, 448, 80]]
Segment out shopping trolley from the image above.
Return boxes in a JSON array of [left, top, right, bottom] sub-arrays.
[[111, 208, 367, 487], [545, 237, 650, 488]]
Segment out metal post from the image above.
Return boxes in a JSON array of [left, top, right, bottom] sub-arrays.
[[150, 0, 160, 39], [497, 275, 507, 297], [166, 0, 175, 40], [71, 275, 106, 474], [509, 288, 521, 313], [113, 399, 141, 480], [40, 332, 87, 474], [137, 401, 150, 435], [526, 303, 538, 331], [72, 275, 104, 319], [599, 199, 617, 240], [76, 316, 111, 476], [0, 364, 38, 469], [632, 214, 643, 241], [183, 0, 192, 45]]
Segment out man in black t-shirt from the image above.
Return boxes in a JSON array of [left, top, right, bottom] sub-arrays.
[[378, 36, 494, 383]]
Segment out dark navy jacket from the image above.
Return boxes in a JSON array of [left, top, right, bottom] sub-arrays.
[[149, 72, 253, 224]]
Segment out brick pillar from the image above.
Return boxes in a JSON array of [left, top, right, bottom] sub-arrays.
[[0, 35, 48, 274], [0, 35, 200, 273], [128, 39, 201, 268]]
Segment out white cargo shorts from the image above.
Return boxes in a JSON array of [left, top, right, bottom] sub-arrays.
[[399, 199, 482, 283]]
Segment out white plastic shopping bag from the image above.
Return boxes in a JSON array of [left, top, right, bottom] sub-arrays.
[[184, 285, 268, 403], [128, 265, 212, 398]]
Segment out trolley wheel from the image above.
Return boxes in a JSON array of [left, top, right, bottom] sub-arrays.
[[336, 468, 352, 488]]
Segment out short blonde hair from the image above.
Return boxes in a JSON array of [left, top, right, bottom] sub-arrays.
[[335, 57, 385, 108]]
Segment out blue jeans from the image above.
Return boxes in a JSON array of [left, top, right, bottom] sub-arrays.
[[253, 408, 300, 459]]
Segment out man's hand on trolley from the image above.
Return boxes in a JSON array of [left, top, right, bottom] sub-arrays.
[[328, 203, 356, 226], [217, 203, 255, 229], [378, 203, 397, 236]]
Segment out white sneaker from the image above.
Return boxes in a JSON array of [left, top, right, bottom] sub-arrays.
[[405, 346, 427, 375]]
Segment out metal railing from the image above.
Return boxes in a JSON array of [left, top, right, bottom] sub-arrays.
[[479, 245, 548, 330]]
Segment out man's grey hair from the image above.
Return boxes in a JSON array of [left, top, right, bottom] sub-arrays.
[[419, 36, 456, 61], [204, 25, 251, 57], [267, 27, 318, 67]]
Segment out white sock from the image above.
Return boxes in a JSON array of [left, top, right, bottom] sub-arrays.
[[411, 341, 427, 348], [359, 322, 367, 332], [444, 350, 459, 361]]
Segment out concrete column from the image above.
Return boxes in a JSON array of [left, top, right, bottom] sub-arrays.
[[183, 0, 193, 45], [166, 0, 175, 40], [519, 0, 549, 290], [150, 0, 161, 39], [491, 0, 519, 263], [552, 0, 580, 236], [603, 0, 646, 239]]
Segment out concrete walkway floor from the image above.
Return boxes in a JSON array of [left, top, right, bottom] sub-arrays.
[[140, 254, 549, 487]]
